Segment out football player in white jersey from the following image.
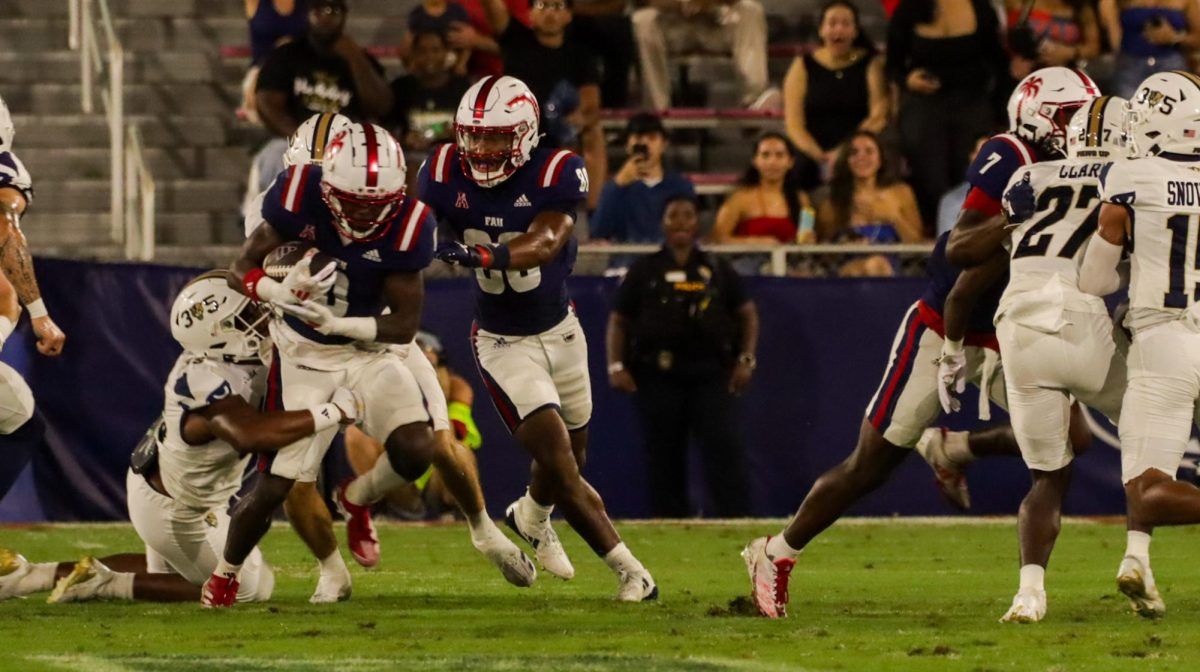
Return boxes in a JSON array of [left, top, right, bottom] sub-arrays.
[[0, 272, 359, 603], [247, 113, 535, 589], [984, 97, 1130, 622], [1080, 70, 1200, 619], [0, 93, 67, 503]]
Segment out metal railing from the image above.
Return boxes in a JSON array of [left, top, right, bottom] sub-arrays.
[[580, 243, 935, 276], [68, 0, 156, 260]]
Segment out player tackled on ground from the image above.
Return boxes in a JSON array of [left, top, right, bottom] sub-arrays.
[[419, 76, 657, 601], [0, 272, 358, 603]]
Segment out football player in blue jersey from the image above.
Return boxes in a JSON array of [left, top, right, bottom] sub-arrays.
[[213, 122, 440, 608], [0, 93, 66, 504], [420, 76, 657, 602], [741, 69, 1101, 620]]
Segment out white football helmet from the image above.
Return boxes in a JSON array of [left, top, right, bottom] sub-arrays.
[[320, 122, 407, 242], [1066, 95, 1127, 160], [171, 271, 268, 364], [284, 112, 353, 169], [1125, 71, 1200, 158], [454, 75, 540, 187], [0, 94, 13, 150], [1008, 67, 1101, 157]]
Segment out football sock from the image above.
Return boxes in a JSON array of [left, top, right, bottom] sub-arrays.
[[16, 562, 56, 594], [1019, 564, 1045, 592], [1126, 531, 1152, 561], [467, 512, 502, 547], [101, 572, 136, 600], [346, 456, 407, 507], [603, 542, 645, 575], [214, 558, 242, 579], [0, 411, 45, 502], [318, 550, 349, 578], [519, 489, 553, 524], [766, 534, 801, 560], [945, 431, 973, 465]]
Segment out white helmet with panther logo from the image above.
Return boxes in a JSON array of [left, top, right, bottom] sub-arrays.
[[171, 271, 268, 363], [321, 122, 408, 242], [454, 75, 541, 187], [1008, 67, 1101, 157], [1126, 70, 1200, 158]]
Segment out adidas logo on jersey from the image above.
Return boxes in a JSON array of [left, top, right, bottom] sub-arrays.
[[362, 249, 382, 262], [514, 194, 532, 208]]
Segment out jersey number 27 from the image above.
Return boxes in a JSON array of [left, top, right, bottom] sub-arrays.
[[1012, 184, 1099, 260]]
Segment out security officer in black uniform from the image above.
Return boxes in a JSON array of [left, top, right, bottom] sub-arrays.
[[606, 195, 759, 517]]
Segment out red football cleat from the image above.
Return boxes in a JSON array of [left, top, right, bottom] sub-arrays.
[[201, 572, 239, 608], [335, 478, 380, 569]]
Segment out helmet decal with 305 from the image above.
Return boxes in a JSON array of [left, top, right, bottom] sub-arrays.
[[1008, 66, 1101, 158], [1126, 70, 1200, 158], [320, 122, 408, 243], [170, 271, 268, 364], [454, 75, 541, 188]]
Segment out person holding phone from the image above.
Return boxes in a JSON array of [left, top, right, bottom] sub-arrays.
[[1098, 0, 1200, 98], [887, 0, 1008, 229], [589, 113, 696, 244]]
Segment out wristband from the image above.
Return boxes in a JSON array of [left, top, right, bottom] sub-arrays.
[[480, 243, 511, 270], [242, 268, 268, 302], [333, 317, 377, 341], [942, 338, 964, 356], [25, 299, 47, 319], [310, 403, 342, 433]]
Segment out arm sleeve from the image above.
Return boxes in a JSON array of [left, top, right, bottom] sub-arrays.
[[613, 261, 646, 317]]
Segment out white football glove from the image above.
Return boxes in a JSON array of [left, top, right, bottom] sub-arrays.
[[935, 341, 967, 414], [276, 300, 378, 341], [330, 386, 364, 426], [281, 250, 337, 302]]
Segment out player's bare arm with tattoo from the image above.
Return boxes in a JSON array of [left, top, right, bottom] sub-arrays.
[[0, 187, 63, 356]]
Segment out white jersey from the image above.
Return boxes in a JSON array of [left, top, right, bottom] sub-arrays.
[[158, 354, 262, 510], [1101, 156, 1200, 333], [0, 150, 33, 205], [998, 159, 1110, 330]]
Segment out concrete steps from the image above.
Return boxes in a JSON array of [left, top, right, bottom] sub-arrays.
[[13, 115, 228, 149], [20, 147, 252, 180]]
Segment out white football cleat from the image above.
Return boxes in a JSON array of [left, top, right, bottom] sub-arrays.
[[48, 557, 113, 604], [616, 569, 658, 602], [915, 428, 971, 511], [474, 529, 537, 588], [742, 536, 794, 619], [0, 548, 32, 600], [309, 570, 352, 604], [999, 587, 1046, 623], [504, 501, 575, 580], [1117, 555, 1165, 619]]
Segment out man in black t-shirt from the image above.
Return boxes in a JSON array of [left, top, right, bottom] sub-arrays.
[[481, 0, 606, 207], [255, 0, 393, 139]]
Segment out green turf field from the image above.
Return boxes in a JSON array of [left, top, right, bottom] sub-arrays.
[[2, 518, 1199, 671]]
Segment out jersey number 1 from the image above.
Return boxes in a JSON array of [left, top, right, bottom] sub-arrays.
[[464, 229, 542, 294], [1164, 214, 1200, 308]]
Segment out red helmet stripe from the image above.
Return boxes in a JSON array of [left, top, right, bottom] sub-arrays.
[[473, 76, 499, 121], [1071, 68, 1099, 96], [362, 123, 380, 188]]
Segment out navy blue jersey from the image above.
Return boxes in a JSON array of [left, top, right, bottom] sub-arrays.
[[964, 133, 1039, 202], [920, 233, 1006, 336], [261, 164, 436, 345], [418, 144, 587, 335]]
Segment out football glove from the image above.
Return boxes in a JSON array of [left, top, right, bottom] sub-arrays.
[[1003, 173, 1037, 225], [434, 242, 510, 270], [935, 341, 967, 414], [330, 386, 365, 426]]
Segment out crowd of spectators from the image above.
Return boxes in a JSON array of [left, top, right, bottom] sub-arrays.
[[239, 0, 1200, 274]]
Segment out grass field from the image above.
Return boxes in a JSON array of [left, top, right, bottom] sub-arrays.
[[2, 518, 1200, 671]]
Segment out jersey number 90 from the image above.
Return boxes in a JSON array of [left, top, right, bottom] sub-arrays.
[[464, 229, 542, 294]]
